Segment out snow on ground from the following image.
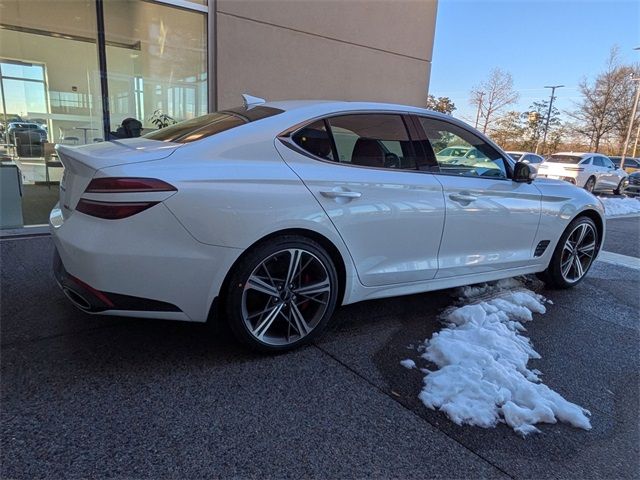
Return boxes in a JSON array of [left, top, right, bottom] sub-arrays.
[[408, 278, 591, 437], [400, 359, 416, 369], [600, 197, 640, 217]]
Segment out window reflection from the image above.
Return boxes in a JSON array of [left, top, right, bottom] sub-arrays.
[[104, 0, 208, 135], [0, 0, 208, 228]]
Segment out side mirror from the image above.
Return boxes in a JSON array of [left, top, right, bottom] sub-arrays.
[[513, 162, 536, 183]]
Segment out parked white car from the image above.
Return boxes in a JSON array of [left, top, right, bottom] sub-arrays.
[[538, 152, 628, 194], [50, 98, 606, 352]]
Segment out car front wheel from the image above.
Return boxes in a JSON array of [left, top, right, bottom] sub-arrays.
[[538, 216, 599, 289], [225, 235, 339, 352], [584, 176, 596, 192], [613, 179, 626, 196]]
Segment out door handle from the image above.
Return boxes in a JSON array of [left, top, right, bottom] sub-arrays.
[[320, 190, 362, 199], [449, 192, 477, 203]]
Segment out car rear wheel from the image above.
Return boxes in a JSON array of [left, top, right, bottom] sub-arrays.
[[225, 235, 339, 352], [538, 216, 599, 289], [584, 177, 596, 193]]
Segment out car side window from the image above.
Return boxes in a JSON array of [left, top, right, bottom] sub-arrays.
[[324, 114, 419, 170], [416, 117, 508, 179], [530, 155, 544, 164], [592, 157, 604, 167], [603, 157, 615, 169], [291, 120, 334, 161]]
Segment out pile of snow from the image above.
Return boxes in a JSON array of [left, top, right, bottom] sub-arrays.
[[408, 278, 591, 436], [600, 197, 640, 217]]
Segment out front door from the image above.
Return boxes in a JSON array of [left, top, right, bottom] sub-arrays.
[[600, 156, 621, 189], [414, 115, 542, 278]]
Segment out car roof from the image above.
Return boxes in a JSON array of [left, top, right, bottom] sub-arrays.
[[506, 151, 538, 155], [180, 98, 515, 169], [551, 152, 605, 158], [259, 99, 457, 121], [255, 99, 493, 142]]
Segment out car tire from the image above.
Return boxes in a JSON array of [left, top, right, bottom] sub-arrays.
[[224, 235, 339, 353], [613, 179, 625, 196], [537, 216, 599, 289], [584, 176, 596, 193]]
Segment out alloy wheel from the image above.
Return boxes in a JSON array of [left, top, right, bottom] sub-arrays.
[[241, 248, 332, 346], [560, 223, 597, 283]]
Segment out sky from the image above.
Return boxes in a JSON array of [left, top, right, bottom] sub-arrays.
[[428, 0, 640, 123]]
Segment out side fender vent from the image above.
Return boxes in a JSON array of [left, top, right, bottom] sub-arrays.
[[534, 240, 550, 257]]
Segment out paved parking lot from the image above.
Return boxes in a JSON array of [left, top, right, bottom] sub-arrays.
[[1, 217, 639, 479]]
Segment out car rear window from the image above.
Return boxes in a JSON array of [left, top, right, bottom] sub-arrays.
[[548, 155, 583, 164], [144, 105, 283, 143]]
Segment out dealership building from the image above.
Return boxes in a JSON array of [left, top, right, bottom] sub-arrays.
[[0, 0, 437, 230]]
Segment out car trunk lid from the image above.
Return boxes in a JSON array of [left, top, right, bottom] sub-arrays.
[[56, 138, 180, 218], [538, 161, 582, 177]]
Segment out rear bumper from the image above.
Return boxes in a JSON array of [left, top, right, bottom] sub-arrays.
[[54, 250, 184, 315], [50, 203, 243, 322]]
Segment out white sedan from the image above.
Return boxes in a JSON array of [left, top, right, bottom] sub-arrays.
[[538, 152, 628, 194], [51, 98, 605, 352]]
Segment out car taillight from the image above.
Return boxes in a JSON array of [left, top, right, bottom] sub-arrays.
[[78, 177, 176, 219], [564, 167, 584, 172], [76, 199, 159, 219], [85, 177, 176, 193]]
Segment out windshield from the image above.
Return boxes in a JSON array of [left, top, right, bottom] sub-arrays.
[[144, 105, 283, 143], [548, 154, 583, 164]]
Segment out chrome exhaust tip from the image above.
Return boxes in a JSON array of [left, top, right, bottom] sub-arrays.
[[62, 287, 91, 311]]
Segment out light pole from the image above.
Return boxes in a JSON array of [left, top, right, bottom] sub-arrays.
[[541, 85, 564, 155], [620, 47, 640, 170], [621, 78, 640, 169], [474, 91, 485, 129]]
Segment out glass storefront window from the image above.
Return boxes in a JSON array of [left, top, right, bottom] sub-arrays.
[[103, 0, 208, 135], [0, 0, 103, 228], [0, 0, 208, 229]]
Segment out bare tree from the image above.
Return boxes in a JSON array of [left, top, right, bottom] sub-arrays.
[[470, 68, 519, 133], [610, 64, 640, 150], [568, 47, 639, 152]]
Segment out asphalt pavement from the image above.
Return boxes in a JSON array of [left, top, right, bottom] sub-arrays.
[[1, 216, 639, 479]]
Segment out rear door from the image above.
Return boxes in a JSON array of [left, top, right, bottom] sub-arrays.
[[276, 112, 445, 286], [414, 115, 542, 278]]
